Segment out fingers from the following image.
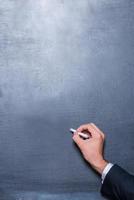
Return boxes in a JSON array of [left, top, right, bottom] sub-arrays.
[[76, 123, 105, 139], [76, 123, 97, 137], [72, 133, 85, 148], [76, 124, 89, 132], [90, 123, 105, 138]]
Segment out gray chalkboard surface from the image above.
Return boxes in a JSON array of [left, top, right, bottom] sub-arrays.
[[0, 0, 134, 199]]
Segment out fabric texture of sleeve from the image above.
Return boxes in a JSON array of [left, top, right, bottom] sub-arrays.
[[101, 164, 134, 200], [101, 163, 114, 184]]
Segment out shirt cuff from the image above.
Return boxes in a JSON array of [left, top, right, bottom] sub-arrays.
[[101, 163, 114, 184]]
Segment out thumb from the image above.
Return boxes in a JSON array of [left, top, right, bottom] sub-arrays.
[[72, 133, 84, 148]]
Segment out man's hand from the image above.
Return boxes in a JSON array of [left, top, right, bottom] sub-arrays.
[[72, 123, 108, 174]]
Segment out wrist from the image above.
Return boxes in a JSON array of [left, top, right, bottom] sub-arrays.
[[91, 159, 108, 174]]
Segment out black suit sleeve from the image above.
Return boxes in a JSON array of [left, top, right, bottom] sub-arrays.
[[101, 164, 134, 200]]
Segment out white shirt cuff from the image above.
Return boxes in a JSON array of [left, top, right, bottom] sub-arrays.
[[101, 163, 114, 184]]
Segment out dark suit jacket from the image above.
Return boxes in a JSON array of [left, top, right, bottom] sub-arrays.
[[101, 164, 134, 200]]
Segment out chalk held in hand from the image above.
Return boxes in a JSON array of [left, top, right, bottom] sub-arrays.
[[70, 128, 89, 139]]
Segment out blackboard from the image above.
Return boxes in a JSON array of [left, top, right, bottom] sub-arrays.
[[0, 0, 134, 199]]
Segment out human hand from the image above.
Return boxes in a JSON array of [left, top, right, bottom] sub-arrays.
[[72, 123, 108, 174]]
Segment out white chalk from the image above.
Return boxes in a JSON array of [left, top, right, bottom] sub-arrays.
[[70, 128, 89, 139]]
